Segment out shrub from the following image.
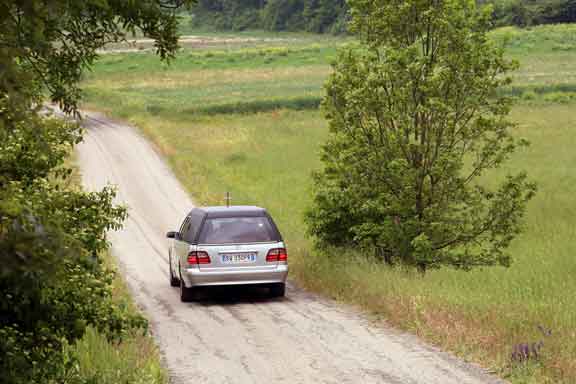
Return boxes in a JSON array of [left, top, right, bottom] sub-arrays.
[[521, 90, 538, 100], [543, 92, 574, 103], [186, 96, 321, 115]]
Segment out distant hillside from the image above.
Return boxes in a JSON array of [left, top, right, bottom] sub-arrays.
[[186, 0, 576, 34]]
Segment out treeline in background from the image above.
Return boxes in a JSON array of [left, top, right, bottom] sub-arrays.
[[188, 0, 347, 33], [485, 0, 576, 26], [187, 0, 576, 33]]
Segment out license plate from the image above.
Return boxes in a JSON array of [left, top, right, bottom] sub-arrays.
[[221, 253, 257, 264]]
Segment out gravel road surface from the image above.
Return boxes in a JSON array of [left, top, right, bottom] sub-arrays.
[[76, 111, 504, 384]]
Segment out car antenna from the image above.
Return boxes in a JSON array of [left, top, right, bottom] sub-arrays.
[[225, 191, 231, 207]]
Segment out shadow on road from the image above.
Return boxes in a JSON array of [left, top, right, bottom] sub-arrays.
[[186, 285, 288, 306]]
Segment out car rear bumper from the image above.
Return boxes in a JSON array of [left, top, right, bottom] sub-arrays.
[[181, 265, 288, 287]]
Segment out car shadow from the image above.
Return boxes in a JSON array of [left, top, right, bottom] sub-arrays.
[[192, 285, 286, 306]]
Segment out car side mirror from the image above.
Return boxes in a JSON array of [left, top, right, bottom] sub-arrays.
[[166, 231, 178, 239]]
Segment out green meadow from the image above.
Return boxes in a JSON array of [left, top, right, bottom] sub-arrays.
[[82, 24, 576, 383]]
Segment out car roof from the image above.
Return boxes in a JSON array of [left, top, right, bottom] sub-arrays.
[[189, 206, 268, 218], [185, 206, 283, 242]]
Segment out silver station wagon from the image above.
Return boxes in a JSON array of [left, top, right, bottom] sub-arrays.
[[167, 206, 288, 302]]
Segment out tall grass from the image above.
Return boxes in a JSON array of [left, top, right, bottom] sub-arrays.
[[66, 250, 167, 384], [72, 327, 165, 384], [82, 24, 576, 383]]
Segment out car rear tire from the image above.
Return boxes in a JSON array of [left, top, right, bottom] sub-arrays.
[[269, 283, 285, 298], [169, 255, 180, 287], [179, 271, 195, 302]]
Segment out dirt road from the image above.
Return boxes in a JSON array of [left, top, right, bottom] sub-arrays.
[[98, 35, 295, 53], [76, 112, 504, 384]]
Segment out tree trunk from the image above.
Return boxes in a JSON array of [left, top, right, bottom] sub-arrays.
[[417, 263, 427, 275]]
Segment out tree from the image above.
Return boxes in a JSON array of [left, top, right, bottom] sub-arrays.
[[303, 0, 347, 33], [0, 1, 192, 382], [306, 0, 536, 273], [261, 0, 306, 31], [1, 0, 188, 113]]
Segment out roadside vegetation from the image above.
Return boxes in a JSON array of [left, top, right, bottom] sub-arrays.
[[54, 160, 166, 384], [82, 20, 576, 384], [67, 247, 166, 384]]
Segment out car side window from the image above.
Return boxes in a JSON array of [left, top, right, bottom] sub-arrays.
[[179, 217, 191, 240], [184, 212, 204, 243]]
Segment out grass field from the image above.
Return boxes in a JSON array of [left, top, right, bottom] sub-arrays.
[[82, 24, 576, 383]]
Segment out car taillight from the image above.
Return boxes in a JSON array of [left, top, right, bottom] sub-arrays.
[[266, 248, 287, 262], [187, 251, 211, 265]]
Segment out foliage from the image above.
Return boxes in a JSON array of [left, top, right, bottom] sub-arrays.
[[0, 0, 188, 113], [306, 0, 536, 272], [260, 0, 306, 31], [0, 0, 190, 382], [190, 0, 263, 31], [0, 100, 140, 383], [482, 0, 576, 26], [188, 0, 347, 33], [187, 0, 576, 33]]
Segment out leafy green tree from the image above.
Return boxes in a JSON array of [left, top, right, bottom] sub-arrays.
[[190, 0, 264, 30], [303, 0, 346, 33], [261, 0, 306, 31], [306, 0, 536, 273], [0, 1, 192, 382], [191, 0, 263, 30]]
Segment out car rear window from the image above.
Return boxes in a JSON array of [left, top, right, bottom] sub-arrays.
[[198, 216, 278, 244]]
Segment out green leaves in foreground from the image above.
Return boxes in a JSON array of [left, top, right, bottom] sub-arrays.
[[0, 100, 140, 384], [306, 0, 536, 272]]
